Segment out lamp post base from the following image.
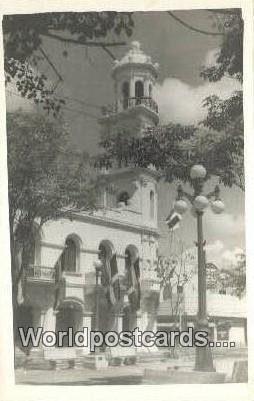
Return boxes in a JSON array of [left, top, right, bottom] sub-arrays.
[[194, 318, 215, 372], [194, 346, 215, 372]]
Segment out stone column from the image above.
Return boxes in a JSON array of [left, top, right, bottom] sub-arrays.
[[31, 308, 46, 349], [130, 76, 135, 98], [82, 312, 94, 354], [213, 324, 217, 343], [114, 313, 124, 334], [43, 307, 57, 333], [38, 310, 46, 348], [136, 311, 143, 331], [144, 78, 150, 97]]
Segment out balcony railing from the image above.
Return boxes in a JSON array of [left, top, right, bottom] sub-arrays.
[[102, 96, 158, 116], [26, 265, 55, 282]]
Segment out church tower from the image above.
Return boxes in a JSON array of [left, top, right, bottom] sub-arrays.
[[96, 43, 161, 330], [100, 41, 159, 137]]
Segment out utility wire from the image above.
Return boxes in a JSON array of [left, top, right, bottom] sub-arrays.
[[167, 11, 224, 36], [6, 90, 99, 120]]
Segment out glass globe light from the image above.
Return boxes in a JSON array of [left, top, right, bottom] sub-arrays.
[[190, 164, 207, 180], [193, 195, 209, 211], [211, 199, 225, 214], [174, 199, 188, 214]]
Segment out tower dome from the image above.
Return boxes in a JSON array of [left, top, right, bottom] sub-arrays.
[[112, 41, 159, 78]]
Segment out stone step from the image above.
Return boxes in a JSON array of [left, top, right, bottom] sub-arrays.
[[24, 357, 53, 370], [137, 351, 170, 363], [144, 368, 226, 384], [83, 353, 109, 369]]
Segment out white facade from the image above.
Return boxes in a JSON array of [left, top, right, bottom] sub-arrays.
[[18, 42, 163, 357]]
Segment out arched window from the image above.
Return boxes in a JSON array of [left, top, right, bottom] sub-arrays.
[[28, 226, 41, 265], [125, 249, 132, 270], [99, 241, 113, 263], [61, 238, 77, 272], [117, 191, 130, 206], [150, 190, 155, 219], [135, 80, 144, 101], [124, 245, 139, 270], [149, 83, 153, 97], [122, 81, 129, 109]]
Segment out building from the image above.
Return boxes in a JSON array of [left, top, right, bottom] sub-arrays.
[[16, 41, 162, 360], [16, 41, 246, 366]]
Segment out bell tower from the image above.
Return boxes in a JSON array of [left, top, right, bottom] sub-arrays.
[[100, 41, 159, 137]]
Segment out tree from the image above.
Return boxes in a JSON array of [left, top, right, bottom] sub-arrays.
[[7, 111, 99, 312], [3, 12, 134, 115], [98, 9, 244, 190], [218, 252, 246, 298], [97, 125, 197, 181], [155, 241, 195, 328], [199, 9, 244, 189]]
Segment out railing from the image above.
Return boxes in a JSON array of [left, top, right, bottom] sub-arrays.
[[26, 265, 55, 282], [125, 97, 158, 113], [101, 96, 158, 116]]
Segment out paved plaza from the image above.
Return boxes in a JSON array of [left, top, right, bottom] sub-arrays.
[[16, 348, 247, 385]]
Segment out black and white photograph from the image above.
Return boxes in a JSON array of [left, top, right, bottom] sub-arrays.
[[0, 3, 250, 391]]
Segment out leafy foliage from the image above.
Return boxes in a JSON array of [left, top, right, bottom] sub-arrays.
[[8, 111, 98, 305], [98, 9, 244, 190], [201, 10, 243, 82], [97, 125, 197, 181], [97, 120, 243, 188], [199, 10, 244, 188], [3, 12, 134, 114], [207, 253, 246, 298]]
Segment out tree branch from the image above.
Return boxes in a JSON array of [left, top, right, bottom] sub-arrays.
[[41, 32, 126, 48], [207, 9, 240, 15], [39, 46, 64, 82], [167, 11, 224, 36]]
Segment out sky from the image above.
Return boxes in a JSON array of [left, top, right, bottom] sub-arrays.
[[5, 10, 245, 269]]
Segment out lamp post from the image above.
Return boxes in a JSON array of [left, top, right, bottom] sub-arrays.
[[174, 164, 225, 372]]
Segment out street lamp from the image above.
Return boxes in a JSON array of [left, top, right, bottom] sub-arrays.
[[174, 164, 225, 372]]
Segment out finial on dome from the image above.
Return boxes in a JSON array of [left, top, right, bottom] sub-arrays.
[[131, 41, 141, 52]]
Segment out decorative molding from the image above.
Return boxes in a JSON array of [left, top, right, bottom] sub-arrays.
[[40, 241, 64, 251], [83, 311, 94, 317], [66, 212, 159, 237]]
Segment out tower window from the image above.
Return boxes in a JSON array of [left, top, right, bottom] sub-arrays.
[[150, 190, 155, 219], [135, 80, 144, 100], [122, 81, 129, 109], [149, 83, 153, 97]]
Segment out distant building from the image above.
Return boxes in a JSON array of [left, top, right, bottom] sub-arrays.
[[157, 259, 247, 346]]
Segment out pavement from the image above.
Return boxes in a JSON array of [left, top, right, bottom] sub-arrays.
[[15, 348, 248, 385]]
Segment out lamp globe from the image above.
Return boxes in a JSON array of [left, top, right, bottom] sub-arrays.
[[190, 164, 207, 180], [193, 195, 209, 211], [174, 199, 188, 214], [211, 199, 225, 214]]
